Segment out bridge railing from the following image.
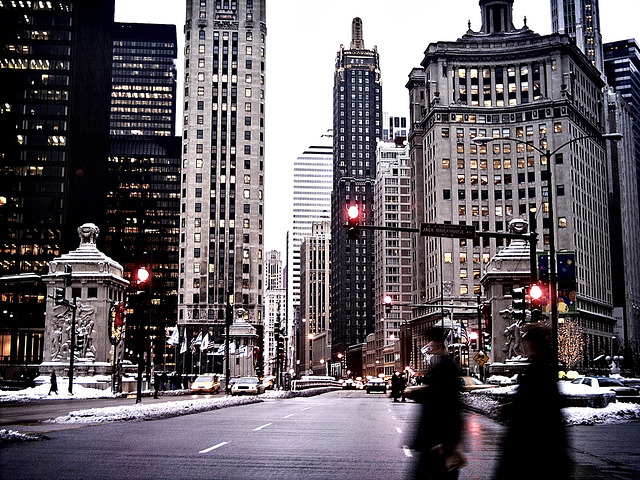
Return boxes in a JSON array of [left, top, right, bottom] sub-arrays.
[[291, 379, 342, 391]]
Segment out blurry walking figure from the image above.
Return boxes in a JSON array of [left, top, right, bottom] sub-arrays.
[[493, 322, 572, 480], [48, 371, 58, 395], [391, 371, 405, 402], [411, 327, 464, 480]]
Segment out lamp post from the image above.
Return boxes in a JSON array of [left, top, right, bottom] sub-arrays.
[[473, 132, 623, 372], [135, 266, 150, 403]]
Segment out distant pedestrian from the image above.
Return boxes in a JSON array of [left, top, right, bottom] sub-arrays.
[[153, 372, 160, 398], [48, 371, 58, 395], [160, 371, 168, 391], [182, 374, 189, 390], [411, 327, 465, 480], [493, 322, 572, 480]]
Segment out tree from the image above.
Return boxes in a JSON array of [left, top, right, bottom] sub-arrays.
[[558, 318, 584, 369]]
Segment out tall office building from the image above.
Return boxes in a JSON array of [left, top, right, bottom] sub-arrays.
[[264, 250, 285, 375], [0, 2, 114, 379], [111, 23, 178, 137], [551, 0, 604, 72], [605, 89, 640, 370], [604, 40, 640, 198], [178, 1, 267, 351], [289, 130, 332, 322], [408, 0, 614, 371], [105, 23, 181, 370], [372, 140, 412, 374], [299, 221, 331, 375], [330, 18, 382, 354]]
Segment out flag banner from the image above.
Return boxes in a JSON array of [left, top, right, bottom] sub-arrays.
[[229, 342, 236, 354], [180, 334, 187, 354], [215, 344, 225, 355], [167, 327, 179, 346], [201, 332, 209, 350], [194, 331, 203, 346], [238, 345, 247, 357]]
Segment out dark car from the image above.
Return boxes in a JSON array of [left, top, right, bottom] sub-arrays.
[[366, 378, 387, 394], [571, 376, 640, 401]]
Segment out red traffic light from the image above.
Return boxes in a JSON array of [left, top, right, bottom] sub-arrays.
[[136, 267, 150, 285], [529, 284, 543, 300], [347, 205, 360, 240], [347, 205, 359, 221]]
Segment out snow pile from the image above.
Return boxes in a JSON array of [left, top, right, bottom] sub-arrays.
[[50, 395, 265, 424], [0, 380, 116, 403], [0, 429, 44, 445], [463, 384, 640, 425]]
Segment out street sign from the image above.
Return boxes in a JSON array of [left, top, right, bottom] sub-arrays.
[[420, 223, 476, 239], [473, 351, 488, 367]]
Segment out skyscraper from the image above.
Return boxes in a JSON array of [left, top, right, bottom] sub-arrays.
[[408, 0, 613, 372], [551, 0, 604, 72], [331, 18, 382, 353], [0, 2, 115, 379], [289, 130, 333, 323], [178, 1, 267, 352], [373, 139, 411, 374], [105, 22, 181, 371]]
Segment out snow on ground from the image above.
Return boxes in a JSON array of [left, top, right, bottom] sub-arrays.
[[462, 381, 640, 426]]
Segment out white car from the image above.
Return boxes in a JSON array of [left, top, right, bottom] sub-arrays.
[[230, 376, 265, 395]]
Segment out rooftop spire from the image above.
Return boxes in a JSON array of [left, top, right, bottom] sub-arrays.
[[479, 0, 516, 34], [350, 17, 364, 49]]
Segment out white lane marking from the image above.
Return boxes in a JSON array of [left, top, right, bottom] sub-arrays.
[[199, 441, 229, 453], [301, 407, 312, 411], [283, 414, 294, 418], [253, 423, 272, 431], [403, 446, 413, 458], [396, 427, 402, 434]]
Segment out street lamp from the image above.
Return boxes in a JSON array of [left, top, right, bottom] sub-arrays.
[[473, 132, 623, 372]]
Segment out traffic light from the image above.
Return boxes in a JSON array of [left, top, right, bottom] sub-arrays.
[[347, 205, 360, 240], [54, 287, 65, 305], [384, 295, 393, 315], [136, 266, 150, 285], [276, 334, 285, 361], [512, 287, 526, 322], [529, 283, 544, 322], [482, 332, 492, 351], [469, 331, 478, 350]]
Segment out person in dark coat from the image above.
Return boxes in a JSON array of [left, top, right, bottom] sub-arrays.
[[411, 327, 463, 480], [391, 372, 403, 401], [493, 322, 573, 480], [48, 371, 58, 395]]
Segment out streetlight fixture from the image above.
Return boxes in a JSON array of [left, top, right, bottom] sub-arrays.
[[473, 132, 623, 372]]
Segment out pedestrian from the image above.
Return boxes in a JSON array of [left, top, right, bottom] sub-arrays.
[[153, 372, 160, 399], [493, 322, 572, 480], [391, 372, 403, 401], [160, 371, 168, 391], [411, 327, 465, 480], [48, 371, 58, 395], [182, 374, 189, 390]]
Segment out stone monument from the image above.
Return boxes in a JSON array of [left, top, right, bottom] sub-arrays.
[[40, 223, 129, 380]]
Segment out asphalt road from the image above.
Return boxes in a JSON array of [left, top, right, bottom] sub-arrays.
[[1, 390, 639, 479]]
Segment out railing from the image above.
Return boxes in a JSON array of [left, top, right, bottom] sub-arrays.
[[291, 379, 342, 391]]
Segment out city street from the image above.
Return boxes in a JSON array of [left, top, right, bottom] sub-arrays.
[[1, 390, 639, 479]]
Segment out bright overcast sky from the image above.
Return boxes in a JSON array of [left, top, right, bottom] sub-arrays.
[[115, 0, 638, 255]]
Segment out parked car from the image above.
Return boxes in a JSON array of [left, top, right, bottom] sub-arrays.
[[191, 374, 221, 394], [366, 378, 387, 394], [230, 376, 265, 395], [571, 376, 640, 400], [459, 376, 496, 392]]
